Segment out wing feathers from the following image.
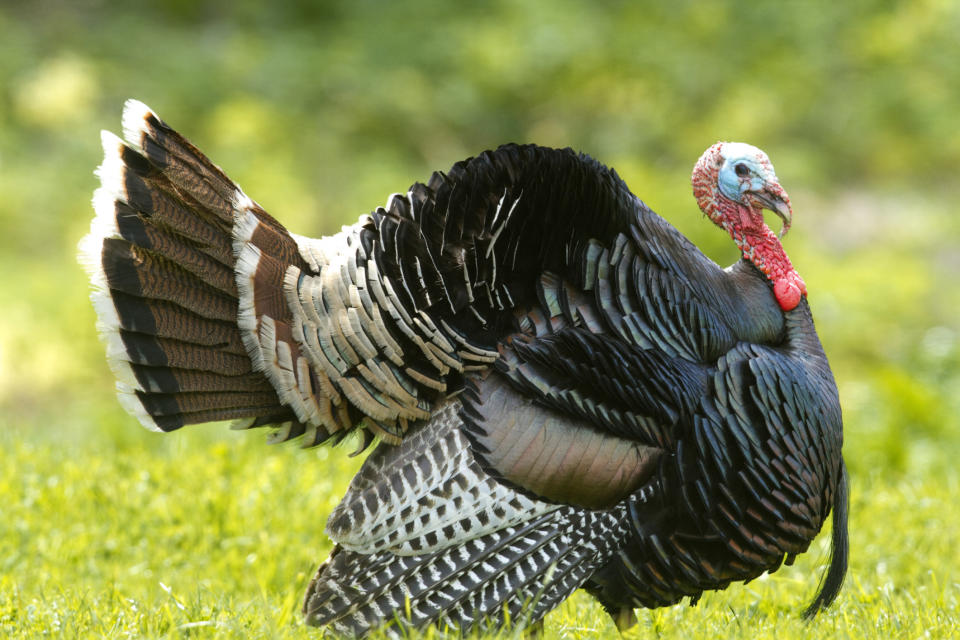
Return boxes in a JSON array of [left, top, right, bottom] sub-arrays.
[[306, 401, 632, 635], [326, 400, 557, 556], [461, 375, 662, 509]]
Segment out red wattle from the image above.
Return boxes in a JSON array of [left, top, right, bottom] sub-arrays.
[[774, 280, 802, 311]]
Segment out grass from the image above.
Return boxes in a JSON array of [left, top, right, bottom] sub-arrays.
[[1, 401, 958, 639]]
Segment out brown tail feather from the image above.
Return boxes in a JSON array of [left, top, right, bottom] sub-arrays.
[[79, 101, 300, 434], [137, 390, 284, 416], [122, 98, 292, 240], [116, 144, 235, 262], [151, 406, 296, 433], [113, 200, 237, 295], [128, 365, 272, 394], [110, 292, 247, 352], [118, 333, 253, 375], [123, 105, 239, 228], [101, 238, 237, 322]]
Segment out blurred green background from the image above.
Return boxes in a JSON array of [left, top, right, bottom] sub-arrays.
[[1, 0, 958, 637]]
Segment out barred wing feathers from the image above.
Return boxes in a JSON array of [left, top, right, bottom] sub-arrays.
[[304, 400, 632, 636]]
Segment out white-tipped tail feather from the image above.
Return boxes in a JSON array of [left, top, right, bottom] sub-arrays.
[[120, 99, 155, 150], [80, 128, 162, 432]]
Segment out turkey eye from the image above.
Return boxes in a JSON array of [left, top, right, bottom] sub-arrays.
[[734, 163, 750, 177]]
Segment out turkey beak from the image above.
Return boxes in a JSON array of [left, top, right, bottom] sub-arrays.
[[752, 187, 793, 239]]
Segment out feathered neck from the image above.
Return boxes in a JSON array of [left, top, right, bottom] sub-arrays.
[[691, 144, 806, 311]]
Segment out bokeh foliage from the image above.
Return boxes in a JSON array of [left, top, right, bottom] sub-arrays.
[[0, 0, 958, 637]]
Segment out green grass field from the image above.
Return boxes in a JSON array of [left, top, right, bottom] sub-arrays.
[[2, 411, 958, 638], [2, 1, 960, 637]]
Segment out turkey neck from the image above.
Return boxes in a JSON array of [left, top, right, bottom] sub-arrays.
[[724, 199, 806, 312], [693, 170, 807, 312]]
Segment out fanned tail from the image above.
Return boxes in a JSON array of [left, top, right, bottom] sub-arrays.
[[79, 100, 298, 434]]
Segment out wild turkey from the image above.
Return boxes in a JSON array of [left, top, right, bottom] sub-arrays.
[[80, 100, 847, 635]]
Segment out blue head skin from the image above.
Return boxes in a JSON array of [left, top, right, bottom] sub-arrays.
[[716, 142, 793, 237]]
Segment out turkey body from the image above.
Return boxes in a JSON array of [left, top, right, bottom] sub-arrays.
[[81, 101, 846, 636]]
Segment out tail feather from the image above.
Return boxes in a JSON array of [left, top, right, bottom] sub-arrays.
[[101, 238, 237, 321], [122, 100, 242, 228], [112, 201, 237, 294], [108, 292, 247, 352], [84, 111, 651, 447], [103, 134, 235, 261], [121, 99, 295, 252], [137, 390, 283, 416], [119, 334, 253, 375], [148, 405, 292, 433], [81, 101, 293, 433], [127, 366, 274, 399]]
